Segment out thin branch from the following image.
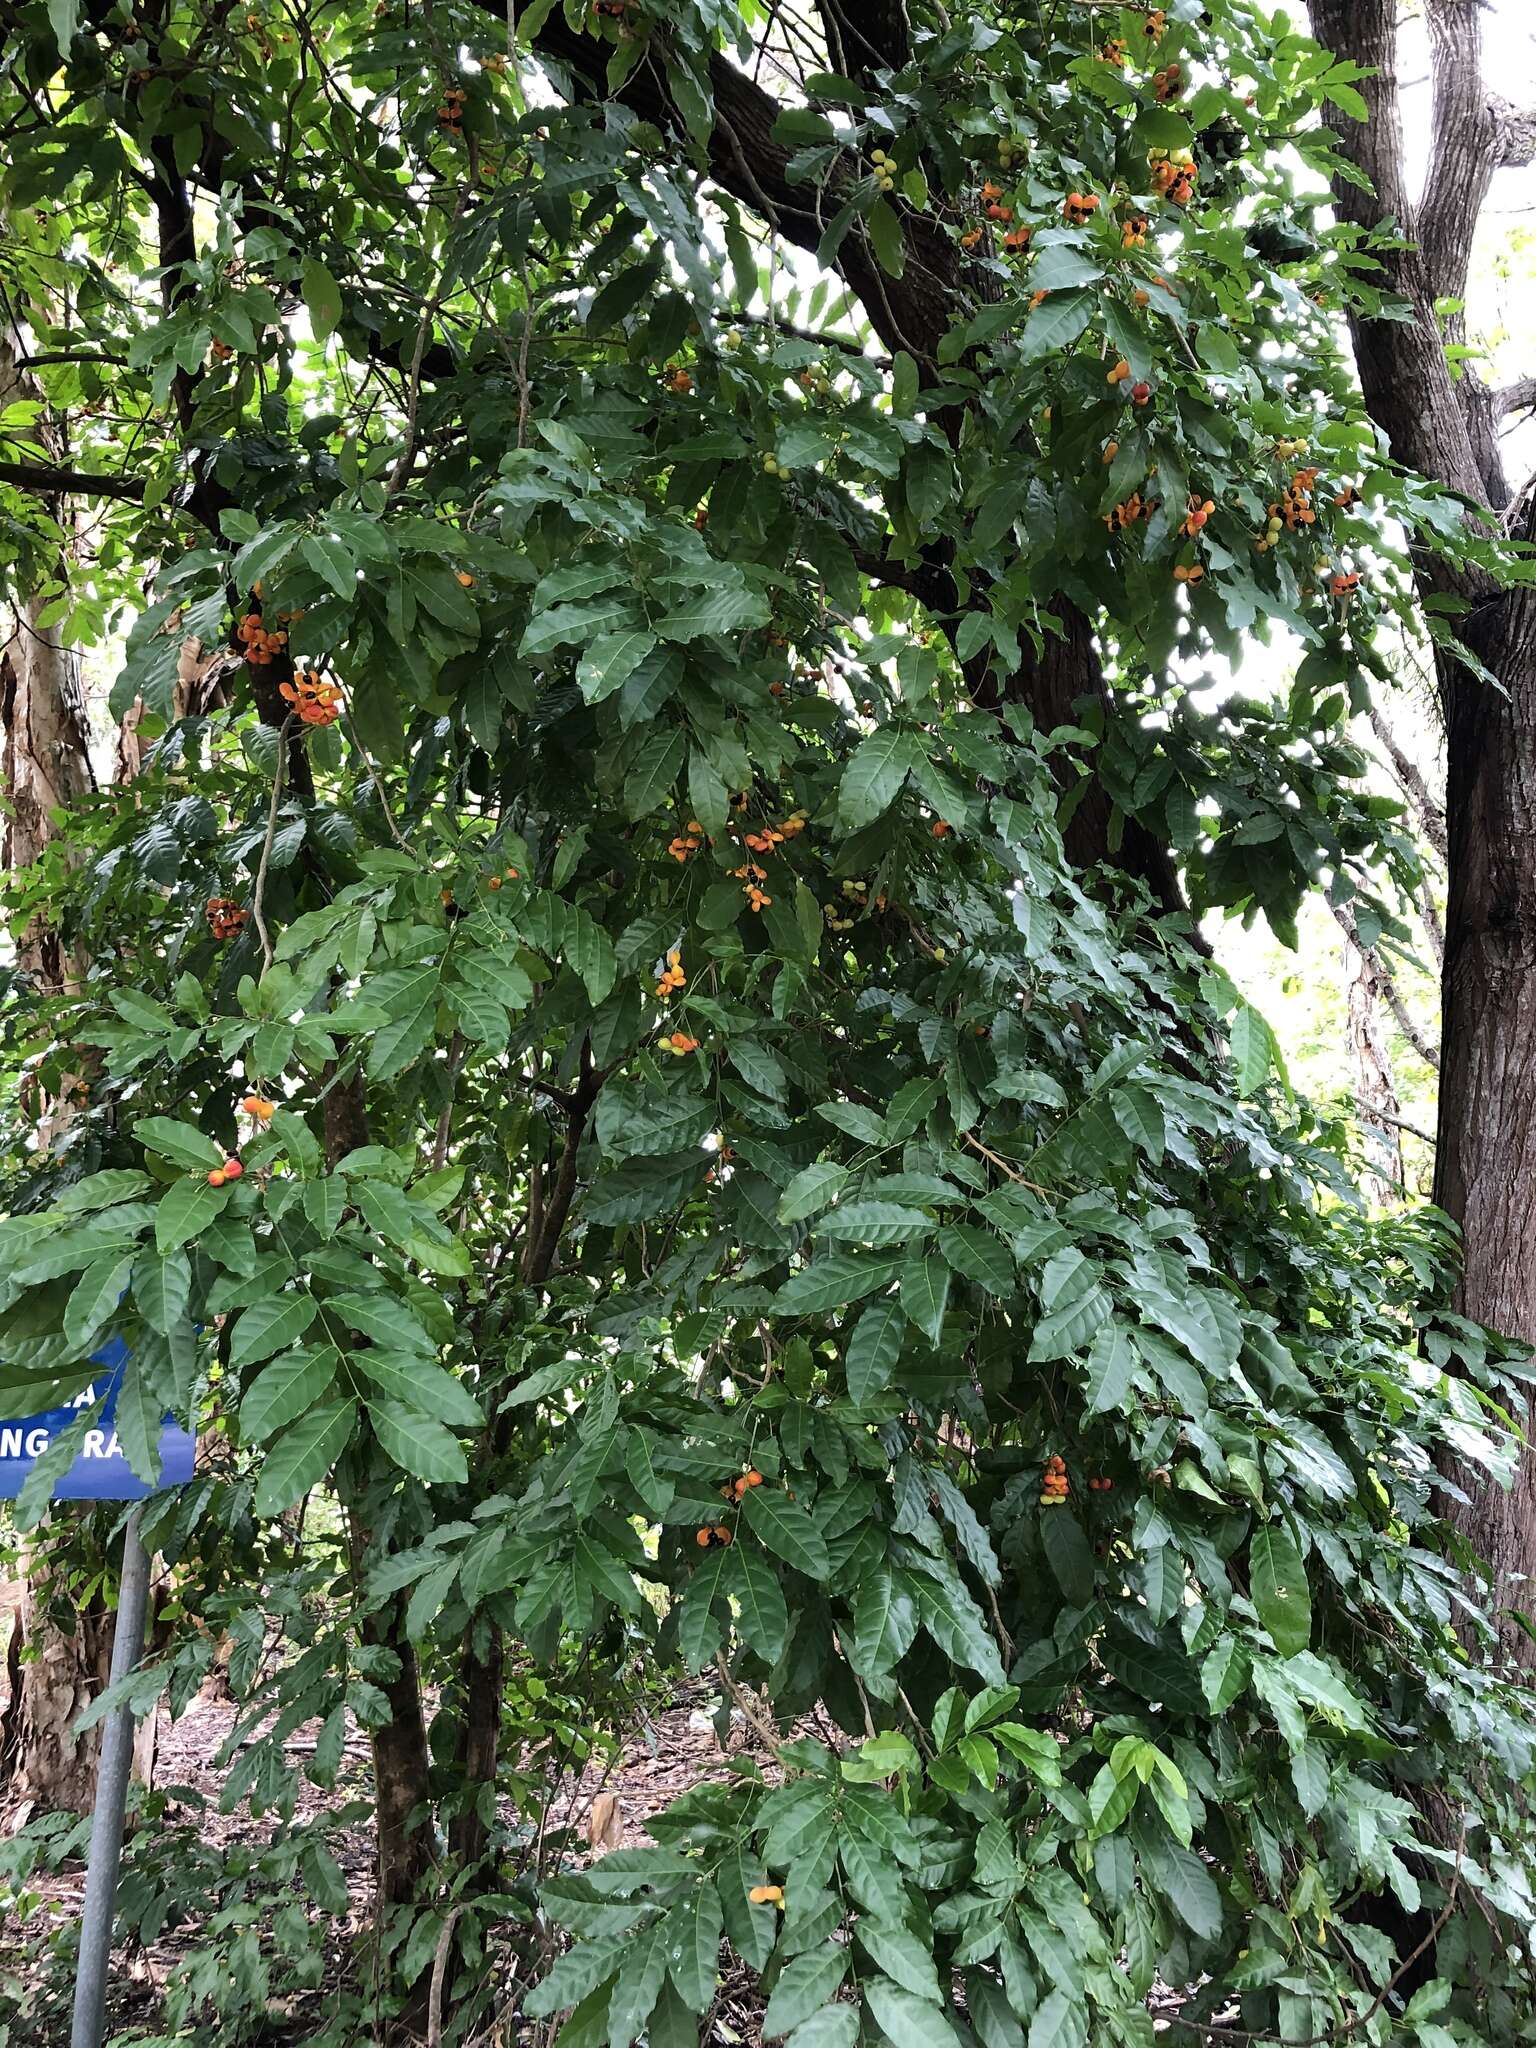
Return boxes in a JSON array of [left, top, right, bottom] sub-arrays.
[[1367, 704, 1448, 861], [1495, 374, 1536, 419], [0, 460, 145, 502]]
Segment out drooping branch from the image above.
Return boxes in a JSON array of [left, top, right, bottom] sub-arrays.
[[1367, 704, 1448, 861]]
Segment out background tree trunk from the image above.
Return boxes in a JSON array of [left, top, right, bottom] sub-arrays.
[[1310, 0, 1536, 1663], [0, 324, 131, 1817]]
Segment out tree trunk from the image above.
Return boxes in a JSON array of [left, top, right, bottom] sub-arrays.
[[325, 1067, 438, 1942], [1310, 0, 1536, 1664], [0, 326, 114, 1814]]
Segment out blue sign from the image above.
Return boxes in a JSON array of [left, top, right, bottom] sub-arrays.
[[0, 1337, 195, 1501]]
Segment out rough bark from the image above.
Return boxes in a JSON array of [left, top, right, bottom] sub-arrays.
[[325, 1068, 438, 1923], [0, 325, 121, 1814], [1310, 0, 1536, 1663]]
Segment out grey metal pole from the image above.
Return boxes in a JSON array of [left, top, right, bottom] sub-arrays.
[[71, 1507, 151, 2048]]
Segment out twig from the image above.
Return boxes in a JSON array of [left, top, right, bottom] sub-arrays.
[[961, 1129, 1052, 1198], [432, 1032, 467, 1171], [426, 1904, 464, 2048], [714, 1651, 783, 1757], [1167, 1826, 1465, 2044]]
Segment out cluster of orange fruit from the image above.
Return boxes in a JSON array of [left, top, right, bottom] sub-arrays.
[[694, 1524, 733, 1548], [1105, 492, 1156, 534], [1121, 214, 1149, 249], [1144, 8, 1166, 36], [1101, 36, 1127, 65], [721, 1468, 764, 1502], [236, 610, 287, 666], [660, 1030, 699, 1056], [1173, 563, 1206, 584], [1087, 1475, 1115, 1494], [980, 180, 1013, 224], [1149, 151, 1197, 206], [210, 337, 235, 363], [206, 1156, 244, 1187], [666, 368, 693, 395], [654, 948, 685, 999], [749, 1884, 785, 1907], [1181, 494, 1215, 537], [730, 807, 806, 912], [732, 862, 772, 913], [1269, 467, 1321, 534], [484, 863, 520, 891], [1040, 1455, 1070, 1507], [668, 820, 707, 862], [1063, 190, 1100, 226], [279, 670, 343, 726], [1330, 570, 1360, 597], [206, 898, 248, 940], [240, 1092, 276, 1120], [437, 85, 466, 130], [1153, 61, 1182, 102]]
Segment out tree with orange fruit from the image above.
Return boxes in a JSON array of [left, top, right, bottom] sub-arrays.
[[0, 3, 1532, 2044]]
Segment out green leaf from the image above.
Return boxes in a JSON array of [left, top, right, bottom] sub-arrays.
[[303, 532, 356, 601], [1020, 289, 1092, 361], [133, 1249, 191, 1337], [863, 1979, 958, 2048], [901, 1255, 950, 1345], [1040, 1508, 1095, 1604], [850, 1567, 919, 1679], [764, 1949, 848, 2040], [367, 1401, 470, 1485], [302, 255, 344, 340], [784, 2009, 858, 2048], [778, 1162, 848, 1224], [857, 1921, 942, 2004], [1249, 1524, 1311, 1658], [135, 1117, 224, 1170], [350, 1351, 483, 1428], [818, 1201, 931, 1246], [624, 728, 687, 819], [666, 1886, 723, 2013], [241, 1347, 339, 1442], [578, 629, 658, 704], [155, 1178, 227, 1253], [839, 729, 917, 829], [776, 1254, 902, 1316], [47, 0, 80, 51], [64, 1252, 136, 1351], [228, 1293, 318, 1370], [742, 1486, 831, 1579], [867, 198, 906, 279], [1201, 1637, 1251, 1714], [844, 1295, 905, 1404], [1229, 1003, 1273, 1094], [729, 1542, 789, 1665], [253, 1399, 357, 1516], [1083, 1323, 1134, 1415]]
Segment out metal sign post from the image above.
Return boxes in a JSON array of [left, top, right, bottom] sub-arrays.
[[0, 1342, 195, 2048], [70, 1508, 151, 2048]]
